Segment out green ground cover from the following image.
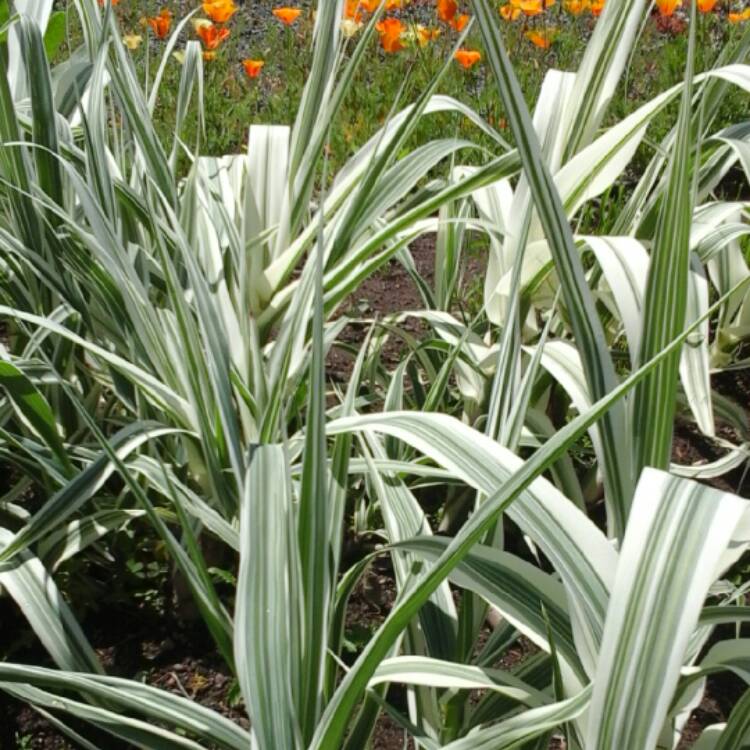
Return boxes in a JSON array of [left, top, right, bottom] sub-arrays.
[[62, 1, 749, 175]]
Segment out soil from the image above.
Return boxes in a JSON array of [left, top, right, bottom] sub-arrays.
[[326, 233, 484, 381], [2, 617, 245, 749], [326, 234, 438, 380], [676, 670, 749, 750]]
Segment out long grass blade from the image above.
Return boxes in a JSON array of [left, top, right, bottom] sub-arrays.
[[632, 0, 699, 473], [473, 0, 633, 536]]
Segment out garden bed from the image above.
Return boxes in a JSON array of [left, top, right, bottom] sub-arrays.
[[2, 0, 750, 748], [3, 236, 750, 747]]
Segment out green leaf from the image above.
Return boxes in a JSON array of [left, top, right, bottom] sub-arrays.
[[0, 0, 9, 43], [37, 509, 146, 570], [715, 688, 750, 750], [632, 0, 699, 473], [42, 10, 65, 58], [0, 359, 72, 474], [396, 536, 583, 680], [329, 410, 614, 677], [473, 0, 633, 536], [0, 422, 180, 563], [0, 307, 192, 424], [18, 15, 62, 209]]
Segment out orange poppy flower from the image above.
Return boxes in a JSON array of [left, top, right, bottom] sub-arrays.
[[437, 0, 458, 22], [696, 0, 717, 10], [202, 0, 237, 23], [272, 6, 302, 25], [146, 9, 172, 38], [564, 0, 589, 14], [98, 0, 120, 6], [590, 0, 605, 14], [243, 59, 264, 78], [512, 0, 556, 10], [525, 27, 557, 48], [449, 13, 470, 30], [728, 7, 750, 22], [515, 0, 544, 16], [500, 4, 521, 19], [454, 48, 481, 69], [354, 0, 407, 17], [344, 0, 362, 20], [196, 22, 230, 50], [655, 0, 681, 16], [375, 17, 405, 52]]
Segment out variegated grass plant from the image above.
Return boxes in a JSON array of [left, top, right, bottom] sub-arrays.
[[0, 0, 749, 748], [393, 0, 750, 537]]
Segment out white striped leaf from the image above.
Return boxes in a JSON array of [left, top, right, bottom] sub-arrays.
[[473, 0, 633, 537], [560, 0, 647, 157], [328, 410, 616, 678], [311, 283, 743, 749], [7, 0, 53, 101], [235, 446, 302, 749], [442, 687, 591, 750], [632, 1, 698, 473], [396, 535, 584, 680], [0, 528, 101, 673], [2, 683, 205, 749], [0, 663, 250, 748], [586, 469, 748, 749], [583, 235, 649, 357], [369, 656, 548, 708], [0, 422, 180, 562]]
